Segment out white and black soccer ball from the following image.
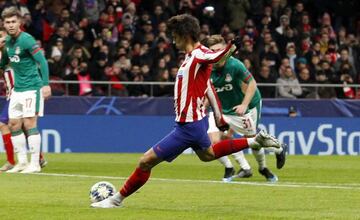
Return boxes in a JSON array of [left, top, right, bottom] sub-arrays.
[[89, 181, 116, 203]]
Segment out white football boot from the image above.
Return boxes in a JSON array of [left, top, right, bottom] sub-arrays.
[[0, 162, 15, 172], [91, 192, 123, 208], [254, 130, 281, 149], [20, 164, 41, 173], [6, 163, 28, 173]]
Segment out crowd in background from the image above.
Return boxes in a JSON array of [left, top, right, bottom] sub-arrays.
[[0, 0, 359, 98]]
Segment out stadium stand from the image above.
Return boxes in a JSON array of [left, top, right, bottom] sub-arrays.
[[0, 0, 359, 98]]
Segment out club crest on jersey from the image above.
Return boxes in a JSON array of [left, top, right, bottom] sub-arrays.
[[225, 73, 232, 82], [177, 70, 184, 79], [15, 46, 21, 55]]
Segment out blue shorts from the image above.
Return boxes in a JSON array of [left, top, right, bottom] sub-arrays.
[[0, 100, 9, 124], [152, 116, 211, 162]]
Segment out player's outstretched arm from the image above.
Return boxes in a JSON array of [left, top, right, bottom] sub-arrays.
[[196, 43, 236, 64]]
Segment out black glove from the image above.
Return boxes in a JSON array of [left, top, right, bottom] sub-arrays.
[[216, 117, 230, 132], [231, 36, 242, 51]]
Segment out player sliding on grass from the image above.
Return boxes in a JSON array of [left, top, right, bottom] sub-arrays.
[[91, 14, 282, 208], [0, 7, 51, 173], [204, 35, 287, 183]]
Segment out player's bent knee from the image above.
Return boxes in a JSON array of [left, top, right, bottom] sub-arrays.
[[138, 159, 153, 171], [197, 154, 215, 162], [23, 118, 37, 130], [0, 122, 6, 129], [8, 122, 21, 132], [138, 154, 158, 171]]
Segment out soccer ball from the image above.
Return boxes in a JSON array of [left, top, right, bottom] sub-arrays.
[[89, 181, 116, 203]]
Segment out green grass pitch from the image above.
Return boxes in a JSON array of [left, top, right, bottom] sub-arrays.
[[0, 153, 359, 220]]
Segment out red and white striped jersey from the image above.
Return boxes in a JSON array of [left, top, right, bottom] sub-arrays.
[[174, 43, 234, 123], [3, 67, 14, 100]]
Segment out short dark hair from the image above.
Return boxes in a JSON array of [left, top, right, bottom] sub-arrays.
[[167, 14, 200, 42], [1, 6, 22, 20]]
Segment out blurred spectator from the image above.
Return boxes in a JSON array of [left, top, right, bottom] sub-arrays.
[[255, 65, 276, 98], [72, 28, 92, 51], [337, 27, 347, 46], [296, 12, 312, 35], [315, 70, 337, 99], [116, 49, 131, 71], [68, 44, 91, 62], [285, 43, 297, 71], [49, 25, 71, 51], [237, 39, 259, 73], [226, 0, 250, 31], [243, 58, 255, 76], [299, 38, 312, 63], [320, 60, 336, 83], [295, 57, 308, 75], [298, 67, 317, 99], [134, 19, 154, 44], [152, 4, 169, 27], [63, 60, 92, 96], [153, 69, 173, 96], [140, 64, 153, 81], [178, 0, 196, 14], [334, 47, 357, 78], [240, 19, 259, 41], [278, 57, 290, 78], [105, 62, 129, 97], [127, 65, 150, 97], [89, 52, 108, 95], [291, 1, 305, 27], [48, 46, 65, 78], [275, 15, 290, 36], [277, 27, 297, 56], [0, 0, 358, 98], [260, 40, 281, 72], [276, 66, 302, 99], [327, 40, 338, 64], [340, 74, 356, 99], [309, 54, 321, 80]]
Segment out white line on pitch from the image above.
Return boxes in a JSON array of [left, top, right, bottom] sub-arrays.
[[29, 172, 360, 190]]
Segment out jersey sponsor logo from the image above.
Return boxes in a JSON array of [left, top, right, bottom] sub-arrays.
[[225, 73, 232, 82], [9, 55, 20, 63], [15, 46, 21, 55], [215, 84, 233, 92]]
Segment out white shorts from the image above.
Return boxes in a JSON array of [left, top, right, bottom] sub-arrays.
[[208, 103, 261, 136], [9, 89, 44, 119]]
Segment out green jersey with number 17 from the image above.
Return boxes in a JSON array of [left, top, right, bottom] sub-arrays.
[[210, 56, 261, 115], [0, 32, 44, 92]]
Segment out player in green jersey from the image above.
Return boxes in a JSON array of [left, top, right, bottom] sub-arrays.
[[0, 7, 51, 173], [205, 35, 286, 182]]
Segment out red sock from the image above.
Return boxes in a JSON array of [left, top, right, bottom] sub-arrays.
[[120, 167, 151, 197], [212, 138, 249, 159], [40, 152, 44, 160], [2, 134, 15, 165]]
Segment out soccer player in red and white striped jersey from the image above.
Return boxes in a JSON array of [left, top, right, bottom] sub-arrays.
[[91, 14, 281, 208], [0, 67, 16, 172]]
